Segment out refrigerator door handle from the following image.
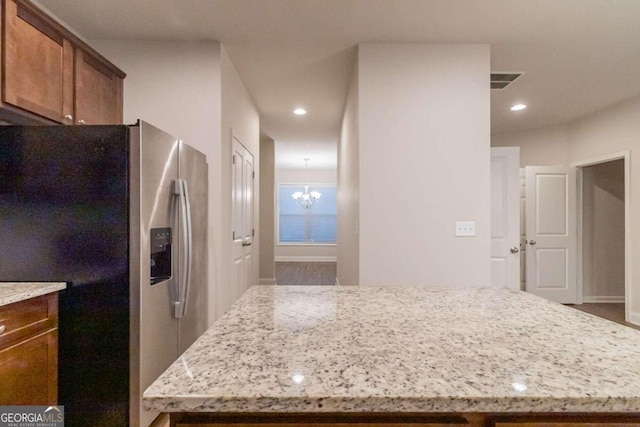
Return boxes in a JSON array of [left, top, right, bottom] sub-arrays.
[[172, 179, 193, 319], [182, 179, 193, 318]]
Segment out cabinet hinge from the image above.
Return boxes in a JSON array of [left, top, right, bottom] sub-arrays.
[[252, 171, 255, 179], [232, 154, 236, 165], [252, 228, 255, 237], [232, 231, 235, 240]]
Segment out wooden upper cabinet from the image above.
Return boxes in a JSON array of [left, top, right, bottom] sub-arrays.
[[75, 48, 123, 124], [3, 0, 74, 123], [1, 0, 125, 125]]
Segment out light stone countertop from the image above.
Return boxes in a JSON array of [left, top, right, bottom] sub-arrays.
[[0, 282, 66, 307], [144, 285, 640, 414]]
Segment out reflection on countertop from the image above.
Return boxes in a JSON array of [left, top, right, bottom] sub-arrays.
[[144, 285, 640, 414]]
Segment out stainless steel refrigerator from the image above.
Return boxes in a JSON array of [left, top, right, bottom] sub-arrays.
[[0, 120, 208, 427]]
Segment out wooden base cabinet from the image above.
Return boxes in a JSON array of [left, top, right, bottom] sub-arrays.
[[170, 413, 640, 427], [0, 293, 59, 405], [0, 0, 124, 125], [171, 413, 468, 427]]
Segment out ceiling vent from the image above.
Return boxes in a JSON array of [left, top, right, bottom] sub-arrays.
[[490, 72, 523, 89]]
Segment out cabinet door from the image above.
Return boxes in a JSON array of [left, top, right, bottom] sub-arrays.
[[75, 48, 123, 124], [3, 0, 73, 123], [0, 328, 58, 405]]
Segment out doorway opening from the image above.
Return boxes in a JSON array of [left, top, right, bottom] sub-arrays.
[[572, 151, 630, 325], [498, 150, 633, 326], [267, 140, 338, 286]]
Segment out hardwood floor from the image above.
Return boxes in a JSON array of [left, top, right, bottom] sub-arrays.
[[567, 303, 640, 331], [275, 262, 336, 286]]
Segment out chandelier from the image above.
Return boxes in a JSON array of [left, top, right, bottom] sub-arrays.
[[292, 158, 321, 209]]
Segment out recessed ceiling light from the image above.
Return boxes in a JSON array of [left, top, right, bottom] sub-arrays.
[[293, 108, 307, 115], [510, 104, 527, 111]]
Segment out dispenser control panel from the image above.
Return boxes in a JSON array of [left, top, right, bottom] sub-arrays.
[[150, 227, 172, 285]]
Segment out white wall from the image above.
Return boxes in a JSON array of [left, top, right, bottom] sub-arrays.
[[492, 124, 570, 167], [92, 41, 259, 324], [568, 95, 640, 320], [357, 43, 491, 286], [493, 95, 640, 323], [582, 160, 625, 302], [337, 58, 359, 286], [259, 135, 276, 284], [220, 45, 260, 314], [91, 40, 223, 324], [275, 167, 337, 260]]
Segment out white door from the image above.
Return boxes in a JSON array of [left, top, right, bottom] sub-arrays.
[[525, 166, 577, 303], [490, 147, 521, 289], [232, 137, 255, 299]]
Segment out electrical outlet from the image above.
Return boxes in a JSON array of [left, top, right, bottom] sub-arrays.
[[455, 221, 476, 237]]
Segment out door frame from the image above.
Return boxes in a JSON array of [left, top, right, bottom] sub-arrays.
[[570, 150, 630, 321]]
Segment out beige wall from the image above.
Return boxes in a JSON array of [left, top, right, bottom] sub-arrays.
[[357, 43, 491, 286], [220, 45, 260, 314], [275, 168, 337, 260], [259, 136, 275, 284], [91, 40, 223, 324], [582, 160, 625, 301], [492, 124, 570, 167], [337, 58, 359, 286], [92, 41, 259, 324]]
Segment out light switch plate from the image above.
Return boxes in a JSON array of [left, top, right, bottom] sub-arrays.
[[455, 221, 476, 237]]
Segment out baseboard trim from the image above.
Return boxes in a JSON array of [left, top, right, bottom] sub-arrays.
[[628, 310, 640, 326], [275, 256, 337, 262], [582, 296, 625, 303], [259, 278, 276, 286]]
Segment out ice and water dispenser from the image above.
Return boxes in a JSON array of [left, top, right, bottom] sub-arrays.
[[150, 227, 172, 284]]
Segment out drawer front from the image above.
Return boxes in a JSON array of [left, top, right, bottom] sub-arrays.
[[0, 293, 58, 348]]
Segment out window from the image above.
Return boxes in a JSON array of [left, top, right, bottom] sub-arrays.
[[278, 184, 337, 244]]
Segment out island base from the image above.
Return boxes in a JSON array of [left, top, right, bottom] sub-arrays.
[[169, 412, 640, 427]]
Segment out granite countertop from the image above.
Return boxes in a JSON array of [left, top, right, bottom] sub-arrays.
[[0, 282, 67, 307], [144, 285, 640, 414]]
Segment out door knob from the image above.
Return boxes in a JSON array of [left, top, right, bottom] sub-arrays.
[[528, 240, 537, 245], [510, 246, 520, 254]]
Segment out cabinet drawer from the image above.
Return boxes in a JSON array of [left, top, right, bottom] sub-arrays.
[[0, 293, 58, 348]]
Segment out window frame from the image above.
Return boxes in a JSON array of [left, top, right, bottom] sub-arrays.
[[276, 182, 337, 246]]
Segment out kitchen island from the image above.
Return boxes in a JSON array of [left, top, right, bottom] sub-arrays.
[[144, 286, 640, 426]]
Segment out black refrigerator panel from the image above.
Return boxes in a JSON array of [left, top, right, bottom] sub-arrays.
[[0, 126, 129, 284], [0, 125, 131, 426]]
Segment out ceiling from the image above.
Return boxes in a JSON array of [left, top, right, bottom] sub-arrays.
[[38, 0, 640, 169]]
